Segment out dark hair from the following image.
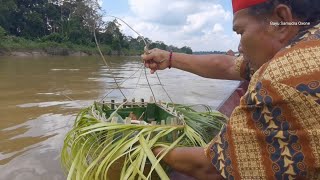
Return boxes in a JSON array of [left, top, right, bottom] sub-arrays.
[[249, 0, 320, 23]]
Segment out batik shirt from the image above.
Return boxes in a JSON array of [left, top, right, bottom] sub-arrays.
[[206, 22, 320, 179], [234, 55, 254, 81]]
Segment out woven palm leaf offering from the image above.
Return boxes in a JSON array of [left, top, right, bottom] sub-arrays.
[[61, 97, 227, 180]]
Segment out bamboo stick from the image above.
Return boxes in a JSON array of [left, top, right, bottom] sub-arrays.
[[111, 100, 115, 109], [161, 120, 165, 125], [171, 118, 178, 141], [111, 117, 118, 123], [131, 98, 135, 108], [123, 99, 127, 108], [125, 117, 132, 124]]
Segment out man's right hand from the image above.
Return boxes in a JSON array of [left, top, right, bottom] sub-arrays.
[[141, 48, 171, 74], [152, 147, 224, 180]]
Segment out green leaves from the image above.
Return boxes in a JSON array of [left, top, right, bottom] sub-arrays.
[[61, 102, 226, 179], [0, 26, 6, 39]]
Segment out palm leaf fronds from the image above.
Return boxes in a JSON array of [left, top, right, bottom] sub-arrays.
[[61, 101, 226, 179]]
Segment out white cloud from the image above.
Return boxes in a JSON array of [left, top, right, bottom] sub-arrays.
[[98, 0, 103, 6], [128, 0, 200, 25], [212, 23, 224, 33], [180, 4, 231, 36], [106, 0, 239, 51]]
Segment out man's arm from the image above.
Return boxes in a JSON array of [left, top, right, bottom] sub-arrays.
[[170, 53, 242, 80], [142, 48, 244, 80], [153, 147, 224, 180]]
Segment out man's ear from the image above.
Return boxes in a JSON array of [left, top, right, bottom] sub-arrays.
[[270, 4, 296, 43]]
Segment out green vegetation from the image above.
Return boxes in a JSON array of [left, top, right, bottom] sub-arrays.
[[0, 0, 192, 55], [0, 26, 6, 39], [61, 102, 226, 179]]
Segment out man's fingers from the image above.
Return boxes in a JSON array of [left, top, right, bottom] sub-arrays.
[[144, 61, 148, 68], [149, 62, 158, 69], [150, 69, 157, 74], [141, 53, 154, 61], [150, 63, 158, 74], [141, 49, 164, 72], [141, 54, 147, 61], [141, 48, 161, 62]]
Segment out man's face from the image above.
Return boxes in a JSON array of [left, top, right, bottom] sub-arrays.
[[233, 9, 283, 70]]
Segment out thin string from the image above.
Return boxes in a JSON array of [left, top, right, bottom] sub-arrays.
[[155, 72, 173, 103], [99, 64, 144, 102], [106, 15, 148, 49], [48, 65, 145, 133], [128, 65, 144, 99], [55, 14, 175, 133], [105, 15, 156, 102], [144, 67, 156, 102], [93, 24, 127, 99]]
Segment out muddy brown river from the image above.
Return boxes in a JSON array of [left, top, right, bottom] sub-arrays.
[[0, 56, 239, 180]]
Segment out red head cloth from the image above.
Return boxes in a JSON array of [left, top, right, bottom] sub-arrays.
[[232, 0, 268, 13]]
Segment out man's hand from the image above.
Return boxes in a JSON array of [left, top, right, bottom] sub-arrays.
[[141, 48, 171, 74], [153, 147, 224, 180]]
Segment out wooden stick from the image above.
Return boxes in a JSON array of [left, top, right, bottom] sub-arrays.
[[171, 118, 178, 140], [138, 112, 145, 121], [131, 98, 135, 107], [111, 117, 118, 123], [125, 117, 132, 124], [161, 120, 165, 125], [123, 99, 127, 108], [111, 100, 115, 109], [149, 96, 154, 103]]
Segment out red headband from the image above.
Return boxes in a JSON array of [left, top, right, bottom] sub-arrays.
[[232, 0, 268, 13]]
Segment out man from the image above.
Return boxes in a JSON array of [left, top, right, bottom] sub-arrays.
[[142, 0, 320, 179]]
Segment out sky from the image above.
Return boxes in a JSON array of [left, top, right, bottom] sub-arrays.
[[101, 0, 240, 52]]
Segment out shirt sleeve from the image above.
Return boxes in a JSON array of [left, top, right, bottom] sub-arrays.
[[234, 55, 253, 81]]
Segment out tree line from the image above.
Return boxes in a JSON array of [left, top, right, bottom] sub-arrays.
[[0, 0, 192, 55]]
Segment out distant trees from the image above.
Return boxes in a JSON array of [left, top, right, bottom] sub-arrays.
[[193, 51, 226, 55], [0, 26, 6, 39], [149, 42, 192, 54], [0, 0, 17, 35], [0, 0, 193, 55]]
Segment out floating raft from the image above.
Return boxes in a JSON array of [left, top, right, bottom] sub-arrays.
[[61, 98, 226, 180]]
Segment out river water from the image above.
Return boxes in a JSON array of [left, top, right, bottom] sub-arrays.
[[0, 56, 239, 180]]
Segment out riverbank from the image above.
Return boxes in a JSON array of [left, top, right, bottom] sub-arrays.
[[0, 49, 91, 57], [0, 49, 142, 57], [0, 36, 142, 57]]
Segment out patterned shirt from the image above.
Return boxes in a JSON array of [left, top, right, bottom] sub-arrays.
[[234, 55, 254, 81], [206, 22, 320, 179]]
